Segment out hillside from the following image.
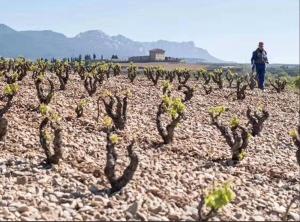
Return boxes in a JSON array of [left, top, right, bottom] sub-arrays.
[[0, 24, 224, 63]]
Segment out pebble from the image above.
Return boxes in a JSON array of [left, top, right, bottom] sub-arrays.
[[32, 168, 40, 174], [54, 191, 65, 198], [0, 200, 8, 207], [41, 213, 49, 220], [250, 215, 265, 221], [2, 208, 10, 217], [14, 211, 21, 218], [0, 165, 6, 174], [136, 212, 147, 221], [16, 176, 28, 185], [126, 200, 140, 216], [78, 206, 94, 213], [148, 215, 169, 221], [17, 205, 29, 213], [272, 205, 286, 214], [148, 204, 162, 214], [62, 210, 72, 219], [289, 212, 300, 221], [254, 174, 264, 181], [168, 213, 180, 221], [94, 214, 109, 220], [21, 216, 36, 221], [49, 194, 59, 203]]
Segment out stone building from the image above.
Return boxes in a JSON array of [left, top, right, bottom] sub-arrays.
[[149, 49, 165, 61], [129, 49, 166, 62]]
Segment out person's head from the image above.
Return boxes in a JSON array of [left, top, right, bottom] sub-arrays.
[[258, 42, 264, 50]]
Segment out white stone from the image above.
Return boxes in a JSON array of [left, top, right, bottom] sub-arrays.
[[250, 215, 265, 221]]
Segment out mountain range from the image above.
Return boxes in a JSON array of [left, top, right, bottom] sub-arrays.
[[0, 24, 225, 63]]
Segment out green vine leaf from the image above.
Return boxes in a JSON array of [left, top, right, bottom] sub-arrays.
[[205, 183, 236, 210]]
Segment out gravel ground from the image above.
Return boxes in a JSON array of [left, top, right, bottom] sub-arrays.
[[0, 72, 299, 221]]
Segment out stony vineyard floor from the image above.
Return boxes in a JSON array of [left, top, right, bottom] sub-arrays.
[[0, 73, 299, 221]]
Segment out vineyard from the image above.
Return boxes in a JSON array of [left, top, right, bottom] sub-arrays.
[[0, 58, 299, 221]]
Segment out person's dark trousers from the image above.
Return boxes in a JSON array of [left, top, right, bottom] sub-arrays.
[[255, 63, 266, 90]]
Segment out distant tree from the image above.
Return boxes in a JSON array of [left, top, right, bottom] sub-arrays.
[[111, 55, 119, 60], [93, 54, 96, 60], [84, 54, 91, 61], [78, 54, 82, 61]]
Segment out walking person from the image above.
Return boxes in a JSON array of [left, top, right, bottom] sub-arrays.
[[251, 42, 269, 90]]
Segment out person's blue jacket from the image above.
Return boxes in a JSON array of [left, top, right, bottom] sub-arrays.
[[251, 48, 268, 65]]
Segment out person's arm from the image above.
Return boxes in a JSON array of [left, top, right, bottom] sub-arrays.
[[251, 64, 255, 74], [251, 51, 256, 64], [264, 51, 269, 64], [250, 51, 256, 74]]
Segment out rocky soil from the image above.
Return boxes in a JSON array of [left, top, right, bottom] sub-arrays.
[[0, 72, 299, 221]]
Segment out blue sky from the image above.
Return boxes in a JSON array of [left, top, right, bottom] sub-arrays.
[[0, 0, 299, 63]]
